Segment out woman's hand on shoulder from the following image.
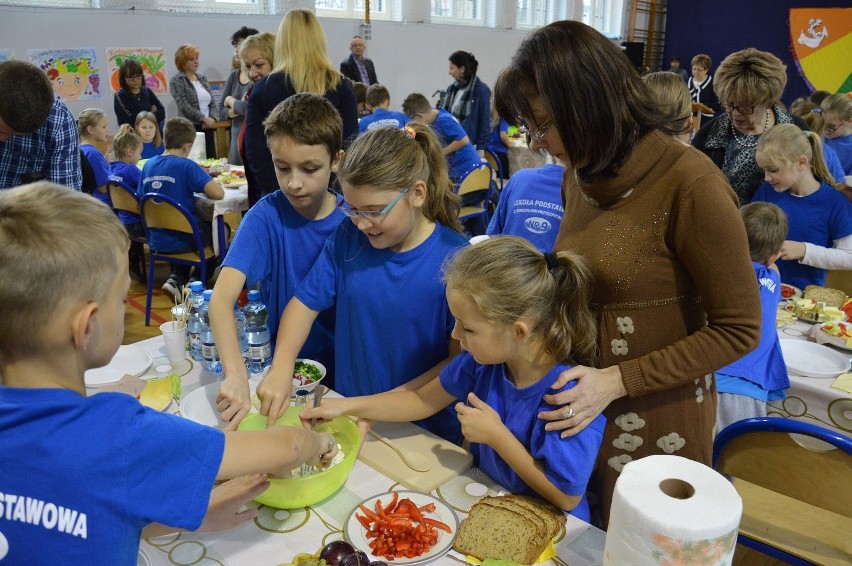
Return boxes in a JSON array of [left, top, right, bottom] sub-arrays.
[[539, 365, 626, 437]]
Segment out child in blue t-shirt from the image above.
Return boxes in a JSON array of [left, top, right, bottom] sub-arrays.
[[358, 84, 410, 135], [822, 93, 852, 177], [485, 109, 510, 180], [0, 183, 337, 565], [715, 202, 790, 434], [136, 111, 165, 160], [138, 117, 225, 299], [77, 108, 112, 205], [211, 93, 346, 429], [302, 236, 605, 522], [256, 123, 468, 443], [752, 124, 852, 289], [487, 162, 565, 252], [403, 92, 482, 183], [109, 124, 145, 277]]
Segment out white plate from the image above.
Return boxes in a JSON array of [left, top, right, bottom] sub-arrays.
[[179, 380, 260, 427], [344, 490, 458, 565], [780, 340, 851, 378], [84, 346, 153, 387], [780, 283, 802, 299], [813, 323, 852, 352]]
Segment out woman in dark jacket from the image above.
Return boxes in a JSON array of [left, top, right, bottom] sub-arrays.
[[441, 51, 491, 152], [113, 59, 165, 132]]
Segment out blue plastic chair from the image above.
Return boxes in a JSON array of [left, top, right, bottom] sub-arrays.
[[140, 192, 216, 325], [713, 417, 852, 565]]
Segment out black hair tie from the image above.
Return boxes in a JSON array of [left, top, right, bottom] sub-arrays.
[[544, 251, 559, 270]]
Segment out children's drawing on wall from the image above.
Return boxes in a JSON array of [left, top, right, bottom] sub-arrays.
[[0, 49, 15, 63], [107, 48, 169, 94], [27, 48, 101, 102]]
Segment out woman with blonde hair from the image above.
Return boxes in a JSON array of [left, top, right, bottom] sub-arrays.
[[692, 48, 808, 204], [244, 9, 357, 199], [169, 43, 217, 159], [643, 71, 693, 144]]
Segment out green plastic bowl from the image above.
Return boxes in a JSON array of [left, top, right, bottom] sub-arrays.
[[237, 406, 360, 509]]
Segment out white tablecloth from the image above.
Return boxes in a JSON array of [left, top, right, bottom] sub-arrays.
[[101, 337, 605, 566], [194, 188, 248, 258], [771, 320, 852, 436]]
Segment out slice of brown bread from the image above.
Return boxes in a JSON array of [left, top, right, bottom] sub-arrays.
[[477, 497, 547, 545], [452, 502, 543, 565], [511, 495, 567, 541], [803, 285, 848, 308]]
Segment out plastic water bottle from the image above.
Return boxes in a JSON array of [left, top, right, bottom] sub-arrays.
[[242, 290, 272, 377], [234, 301, 249, 367], [199, 290, 222, 373], [186, 281, 205, 362]]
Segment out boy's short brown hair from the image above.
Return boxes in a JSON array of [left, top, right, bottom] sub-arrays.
[[740, 201, 787, 264], [164, 117, 197, 149], [402, 93, 431, 118], [0, 60, 55, 134], [0, 183, 128, 364], [366, 84, 390, 108], [263, 92, 343, 160]]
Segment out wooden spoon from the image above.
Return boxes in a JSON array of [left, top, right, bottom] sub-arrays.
[[367, 429, 432, 472]]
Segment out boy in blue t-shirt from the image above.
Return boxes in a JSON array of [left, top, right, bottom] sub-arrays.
[[358, 84, 410, 135], [138, 117, 225, 300], [487, 162, 565, 252], [0, 183, 338, 565], [402, 92, 482, 183], [715, 202, 790, 434], [211, 93, 347, 429]]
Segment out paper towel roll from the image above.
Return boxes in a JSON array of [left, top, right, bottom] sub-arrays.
[[603, 455, 742, 565], [189, 132, 207, 161]]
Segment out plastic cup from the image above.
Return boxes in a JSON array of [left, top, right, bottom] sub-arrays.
[[160, 321, 187, 366]]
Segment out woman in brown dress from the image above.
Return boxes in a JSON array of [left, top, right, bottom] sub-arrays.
[[494, 21, 761, 525]]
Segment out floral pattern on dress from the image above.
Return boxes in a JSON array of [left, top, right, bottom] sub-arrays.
[[608, 454, 633, 472], [611, 338, 628, 356], [615, 412, 646, 432], [613, 433, 644, 452], [657, 432, 686, 454], [616, 316, 635, 334]]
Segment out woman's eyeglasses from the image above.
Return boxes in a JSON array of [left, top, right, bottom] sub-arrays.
[[127, 75, 144, 81], [721, 103, 756, 115], [339, 188, 409, 222], [519, 120, 553, 143]]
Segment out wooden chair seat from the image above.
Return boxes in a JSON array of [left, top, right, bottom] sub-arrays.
[[733, 479, 852, 565], [154, 246, 216, 263]]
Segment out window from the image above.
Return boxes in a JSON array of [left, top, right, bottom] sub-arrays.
[[157, 0, 265, 15], [431, 0, 484, 26], [316, 0, 395, 21]]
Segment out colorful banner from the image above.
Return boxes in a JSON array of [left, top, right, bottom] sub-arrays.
[[790, 8, 852, 93], [0, 49, 14, 63], [107, 48, 169, 94], [27, 48, 102, 101]]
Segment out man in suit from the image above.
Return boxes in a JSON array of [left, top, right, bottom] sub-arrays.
[[340, 36, 378, 86]]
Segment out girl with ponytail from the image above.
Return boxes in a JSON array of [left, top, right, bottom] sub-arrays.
[[256, 123, 468, 444], [302, 236, 605, 521], [752, 123, 852, 287]]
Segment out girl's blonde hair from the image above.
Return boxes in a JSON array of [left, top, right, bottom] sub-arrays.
[[77, 108, 105, 138], [273, 9, 340, 95], [135, 111, 162, 148], [643, 71, 692, 137], [757, 123, 836, 187], [240, 32, 276, 67], [338, 123, 462, 233], [791, 101, 826, 136], [821, 93, 852, 121], [444, 236, 597, 367], [112, 124, 142, 161]]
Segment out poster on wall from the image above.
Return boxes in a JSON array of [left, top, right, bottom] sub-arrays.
[[790, 8, 851, 94], [0, 49, 14, 63], [27, 48, 102, 102], [107, 48, 169, 95]]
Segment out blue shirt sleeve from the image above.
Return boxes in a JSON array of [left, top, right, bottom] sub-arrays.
[[83, 145, 111, 187], [295, 225, 341, 312], [187, 160, 214, 194]]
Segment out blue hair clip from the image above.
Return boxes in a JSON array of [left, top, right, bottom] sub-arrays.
[[811, 107, 823, 113]]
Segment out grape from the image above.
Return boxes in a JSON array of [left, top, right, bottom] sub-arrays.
[[339, 551, 370, 566], [319, 541, 356, 566]]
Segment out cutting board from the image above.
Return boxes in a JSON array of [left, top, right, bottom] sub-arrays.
[[358, 420, 473, 492]]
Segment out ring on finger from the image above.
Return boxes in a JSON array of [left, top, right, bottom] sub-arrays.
[[563, 407, 574, 419]]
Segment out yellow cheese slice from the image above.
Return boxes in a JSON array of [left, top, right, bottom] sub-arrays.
[[138, 374, 181, 411]]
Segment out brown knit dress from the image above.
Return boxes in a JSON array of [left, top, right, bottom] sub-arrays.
[[553, 131, 761, 525]]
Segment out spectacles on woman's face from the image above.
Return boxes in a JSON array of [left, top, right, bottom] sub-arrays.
[[339, 188, 409, 223], [519, 120, 553, 143], [721, 103, 756, 115], [127, 74, 143, 81]]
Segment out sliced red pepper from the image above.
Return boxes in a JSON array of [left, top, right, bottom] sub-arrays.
[[423, 517, 452, 532], [356, 513, 372, 530]]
